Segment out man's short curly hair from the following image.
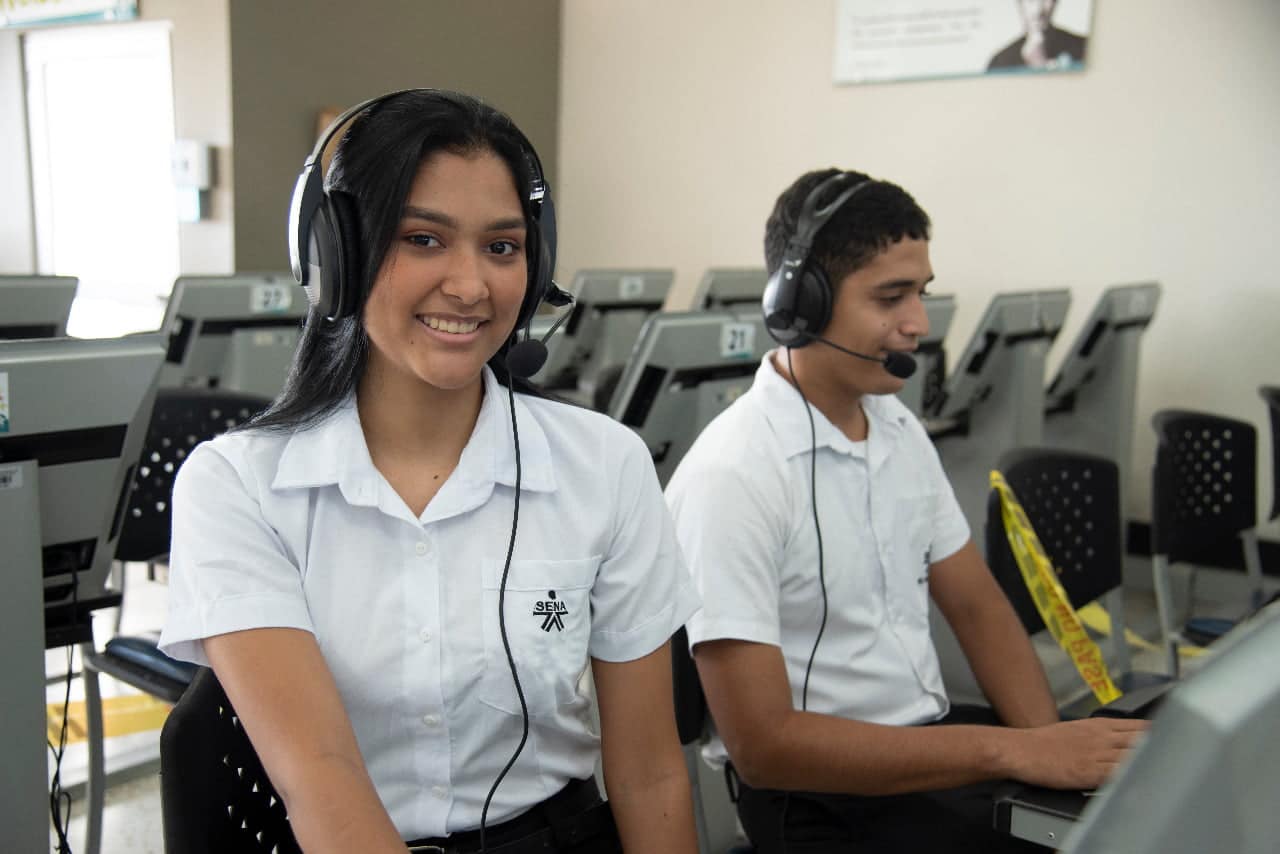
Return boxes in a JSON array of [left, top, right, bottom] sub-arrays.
[[764, 169, 931, 289]]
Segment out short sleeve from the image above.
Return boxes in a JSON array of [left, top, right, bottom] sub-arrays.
[[918, 428, 970, 563], [586, 431, 700, 662], [665, 447, 789, 652], [158, 441, 314, 665]]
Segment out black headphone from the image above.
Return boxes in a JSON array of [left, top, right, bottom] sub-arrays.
[[762, 173, 878, 347], [287, 88, 561, 333]]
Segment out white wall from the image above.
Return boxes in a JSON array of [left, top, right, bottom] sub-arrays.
[[145, 0, 235, 275], [0, 31, 36, 272], [558, 0, 1280, 532]]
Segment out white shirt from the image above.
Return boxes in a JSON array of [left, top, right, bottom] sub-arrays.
[[665, 352, 969, 769], [159, 366, 699, 839]]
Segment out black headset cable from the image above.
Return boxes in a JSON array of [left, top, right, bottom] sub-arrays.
[[479, 379, 530, 853], [780, 347, 829, 854]]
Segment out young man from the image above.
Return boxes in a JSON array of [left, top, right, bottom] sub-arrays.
[[665, 169, 1145, 853]]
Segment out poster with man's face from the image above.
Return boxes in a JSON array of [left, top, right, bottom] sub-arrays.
[[834, 0, 1094, 85]]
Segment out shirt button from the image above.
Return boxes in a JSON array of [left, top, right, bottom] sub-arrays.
[[414, 541, 428, 556], [422, 713, 441, 727], [431, 785, 449, 799], [419, 627, 432, 643]]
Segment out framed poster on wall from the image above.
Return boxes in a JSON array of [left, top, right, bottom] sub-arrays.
[[833, 0, 1094, 85], [0, 0, 136, 29]]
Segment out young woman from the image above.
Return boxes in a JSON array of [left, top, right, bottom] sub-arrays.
[[159, 89, 699, 854]]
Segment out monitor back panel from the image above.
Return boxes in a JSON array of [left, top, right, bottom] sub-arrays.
[[161, 273, 305, 389], [611, 311, 767, 485], [536, 269, 673, 387], [934, 289, 1070, 420], [1045, 282, 1161, 409], [695, 268, 768, 312], [0, 276, 78, 339], [0, 335, 165, 605]]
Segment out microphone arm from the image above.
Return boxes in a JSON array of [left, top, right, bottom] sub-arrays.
[[803, 333, 918, 380]]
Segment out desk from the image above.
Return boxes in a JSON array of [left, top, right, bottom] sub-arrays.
[[995, 785, 1089, 849]]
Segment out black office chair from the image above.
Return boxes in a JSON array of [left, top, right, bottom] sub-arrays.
[[985, 447, 1170, 717], [1150, 409, 1263, 673], [670, 628, 754, 854], [1260, 386, 1280, 523], [80, 388, 271, 854], [160, 666, 300, 853]]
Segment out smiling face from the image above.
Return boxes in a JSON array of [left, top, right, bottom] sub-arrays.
[[811, 237, 933, 398], [361, 147, 529, 395]]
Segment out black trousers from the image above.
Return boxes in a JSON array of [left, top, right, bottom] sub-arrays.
[[405, 778, 621, 854], [733, 706, 1045, 854]]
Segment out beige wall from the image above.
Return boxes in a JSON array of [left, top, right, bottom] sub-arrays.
[[0, 31, 36, 273], [143, 0, 234, 275], [226, 0, 561, 272], [557, 0, 1280, 530]]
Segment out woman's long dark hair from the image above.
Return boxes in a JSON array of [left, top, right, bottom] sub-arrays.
[[251, 90, 546, 434]]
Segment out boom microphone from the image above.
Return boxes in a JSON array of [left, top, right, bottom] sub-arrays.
[[802, 332, 918, 380], [504, 294, 576, 379]]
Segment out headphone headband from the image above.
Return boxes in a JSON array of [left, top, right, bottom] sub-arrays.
[[763, 172, 877, 346], [790, 174, 873, 257]]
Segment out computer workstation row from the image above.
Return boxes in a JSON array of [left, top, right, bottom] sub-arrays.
[[528, 270, 1160, 506], [1, 271, 306, 852], [1, 272, 308, 398]]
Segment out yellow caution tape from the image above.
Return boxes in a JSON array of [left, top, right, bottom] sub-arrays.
[[990, 470, 1122, 704], [1077, 602, 1206, 658], [47, 693, 173, 746]]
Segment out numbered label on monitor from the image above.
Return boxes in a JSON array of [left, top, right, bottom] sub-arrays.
[[0, 465, 20, 490], [250, 283, 293, 314], [619, 275, 645, 300], [720, 322, 755, 359]]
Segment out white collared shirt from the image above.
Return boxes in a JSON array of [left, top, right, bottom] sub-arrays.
[[159, 367, 699, 839], [666, 352, 969, 769]]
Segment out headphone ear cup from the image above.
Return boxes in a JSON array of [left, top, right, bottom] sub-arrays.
[[791, 266, 833, 346], [309, 191, 361, 321], [763, 261, 832, 348]]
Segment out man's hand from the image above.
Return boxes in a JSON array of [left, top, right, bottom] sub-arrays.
[[1001, 717, 1149, 790]]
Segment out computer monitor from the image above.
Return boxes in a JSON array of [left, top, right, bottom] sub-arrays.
[[692, 268, 769, 313], [1046, 282, 1161, 412], [1043, 282, 1161, 476], [609, 310, 768, 486], [159, 272, 306, 396], [533, 269, 672, 403], [1063, 601, 1280, 853], [0, 275, 78, 339], [930, 289, 1071, 421], [0, 335, 165, 631]]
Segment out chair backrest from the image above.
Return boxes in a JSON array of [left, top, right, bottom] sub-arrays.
[[115, 388, 271, 562], [1151, 409, 1257, 562], [1261, 386, 1280, 522], [985, 447, 1124, 636], [671, 627, 707, 746], [160, 667, 300, 854]]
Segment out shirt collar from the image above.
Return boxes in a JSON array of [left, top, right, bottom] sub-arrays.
[[753, 349, 909, 467], [272, 366, 556, 506]]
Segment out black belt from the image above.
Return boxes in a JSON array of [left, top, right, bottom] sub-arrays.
[[406, 778, 614, 854]]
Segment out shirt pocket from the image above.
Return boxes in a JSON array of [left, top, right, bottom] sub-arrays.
[[479, 555, 600, 717]]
